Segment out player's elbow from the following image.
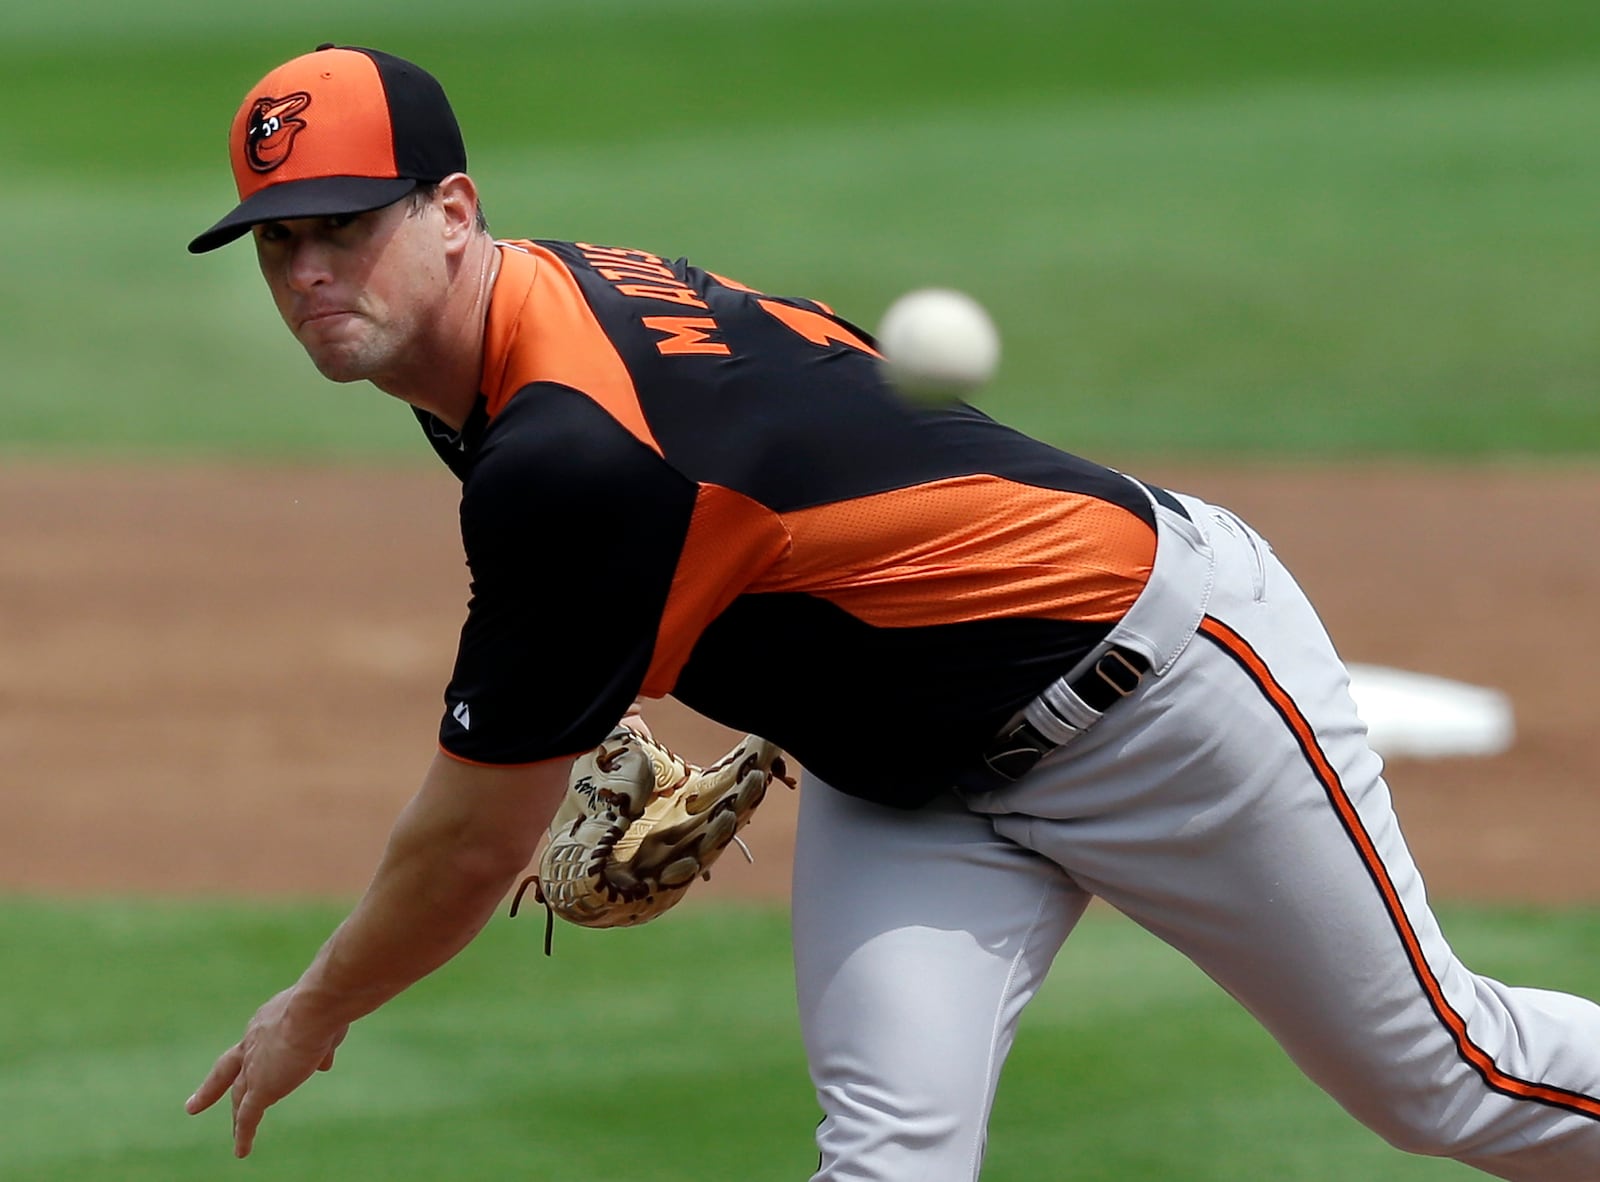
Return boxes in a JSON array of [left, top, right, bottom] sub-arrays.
[[447, 827, 540, 891], [398, 808, 538, 897], [406, 750, 561, 888]]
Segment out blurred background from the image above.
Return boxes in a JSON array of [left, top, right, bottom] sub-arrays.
[[2, 1, 1599, 1178], [6, 0, 1600, 458]]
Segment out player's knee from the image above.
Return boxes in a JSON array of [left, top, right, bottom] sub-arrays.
[[1365, 1116, 1461, 1159], [820, 1079, 966, 1141], [1347, 1079, 1494, 1160], [814, 1080, 979, 1179]]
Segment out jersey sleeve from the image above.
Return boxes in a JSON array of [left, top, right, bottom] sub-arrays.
[[437, 383, 697, 765]]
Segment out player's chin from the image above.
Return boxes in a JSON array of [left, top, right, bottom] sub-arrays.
[[305, 356, 367, 383], [301, 341, 383, 384]]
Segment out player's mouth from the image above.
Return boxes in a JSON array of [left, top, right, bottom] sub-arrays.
[[297, 308, 359, 332]]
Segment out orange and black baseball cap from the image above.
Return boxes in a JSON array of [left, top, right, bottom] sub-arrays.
[[188, 45, 466, 254]]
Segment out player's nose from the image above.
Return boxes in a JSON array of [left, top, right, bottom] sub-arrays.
[[282, 234, 334, 292]]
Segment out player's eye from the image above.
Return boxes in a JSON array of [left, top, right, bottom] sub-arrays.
[[325, 212, 360, 231], [256, 222, 290, 243]]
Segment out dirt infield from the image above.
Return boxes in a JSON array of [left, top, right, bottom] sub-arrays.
[[2, 459, 1596, 904]]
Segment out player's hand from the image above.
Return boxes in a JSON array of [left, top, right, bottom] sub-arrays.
[[619, 698, 654, 740], [185, 986, 349, 1157]]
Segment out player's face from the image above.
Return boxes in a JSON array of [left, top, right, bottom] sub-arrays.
[[252, 196, 449, 385]]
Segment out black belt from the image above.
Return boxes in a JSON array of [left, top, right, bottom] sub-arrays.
[[977, 645, 1150, 783]]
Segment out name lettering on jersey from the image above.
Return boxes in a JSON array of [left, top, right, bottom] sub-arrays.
[[641, 316, 732, 356], [757, 299, 881, 358], [577, 242, 878, 362], [578, 243, 710, 309], [577, 242, 732, 357]]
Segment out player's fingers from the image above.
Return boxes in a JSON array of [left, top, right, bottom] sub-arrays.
[[229, 1060, 248, 1143], [185, 1044, 243, 1115], [232, 1091, 265, 1158], [619, 701, 654, 740]]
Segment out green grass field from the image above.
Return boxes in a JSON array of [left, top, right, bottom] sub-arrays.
[[5, 900, 1598, 1181], [3, 0, 1599, 1177]]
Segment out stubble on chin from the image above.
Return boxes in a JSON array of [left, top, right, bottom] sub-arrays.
[[297, 320, 390, 384], [308, 356, 369, 383], [299, 343, 366, 384]]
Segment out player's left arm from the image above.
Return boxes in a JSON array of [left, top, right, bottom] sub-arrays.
[[185, 749, 572, 1157]]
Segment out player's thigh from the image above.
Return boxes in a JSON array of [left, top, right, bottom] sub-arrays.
[[793, 777, 1086, 1097], [985, 530, 1514, 1138]]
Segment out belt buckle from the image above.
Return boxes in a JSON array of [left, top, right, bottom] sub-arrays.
[[981, 720, 1052, 782]]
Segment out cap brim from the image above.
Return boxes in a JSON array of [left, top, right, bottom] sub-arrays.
[[187, 175, 420, 254]]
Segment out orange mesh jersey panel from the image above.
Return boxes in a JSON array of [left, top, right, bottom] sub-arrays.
[[421, 241, 1157, 806]]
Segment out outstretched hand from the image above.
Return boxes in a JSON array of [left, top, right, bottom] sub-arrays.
[[183, 751, 569, 1158], [185, 987, 349, 1158]]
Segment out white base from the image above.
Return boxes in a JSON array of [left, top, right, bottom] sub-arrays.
[[1346, 664, 1515, 759]]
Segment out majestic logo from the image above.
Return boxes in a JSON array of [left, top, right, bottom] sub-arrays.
[[451, 701, 472, 730], [244, 92, 311, 173]]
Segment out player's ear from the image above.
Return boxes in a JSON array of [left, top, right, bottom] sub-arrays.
[[435, 173, 482, 248]]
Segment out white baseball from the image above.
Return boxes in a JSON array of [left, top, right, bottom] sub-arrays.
[[876, 287, 1001, 404]]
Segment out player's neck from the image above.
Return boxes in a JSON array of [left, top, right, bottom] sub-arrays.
[[372, 234, 501, 430]]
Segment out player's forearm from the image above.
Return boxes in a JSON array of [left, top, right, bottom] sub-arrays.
[[284, 753, 568, 1031], [292, 825, 517, 1025]]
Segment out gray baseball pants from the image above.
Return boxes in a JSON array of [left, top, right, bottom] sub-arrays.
[[793, 492, 1600, 1181]]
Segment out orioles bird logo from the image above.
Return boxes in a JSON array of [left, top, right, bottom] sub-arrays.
[[244, 92, 311, 173]]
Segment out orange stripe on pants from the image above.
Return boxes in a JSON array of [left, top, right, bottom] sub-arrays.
[[1197, 614, 1600, 1120]]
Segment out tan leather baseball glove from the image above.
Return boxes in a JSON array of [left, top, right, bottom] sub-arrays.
[[512, 727, 794, 946]]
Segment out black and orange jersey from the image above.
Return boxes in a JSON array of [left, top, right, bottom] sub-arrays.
[[417, 239, 1157, 807]]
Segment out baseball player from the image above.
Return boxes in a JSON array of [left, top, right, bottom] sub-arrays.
[[185, 45, 1600, 1179]]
